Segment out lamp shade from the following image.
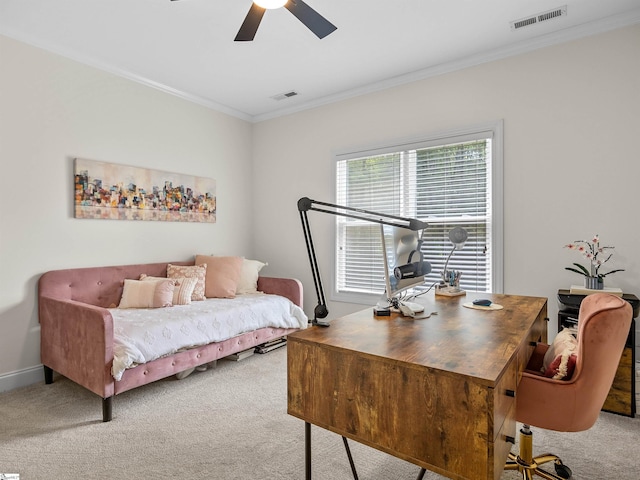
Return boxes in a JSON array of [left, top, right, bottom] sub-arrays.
[[254, 0, 287, 8], [448, 226, 468, 250]]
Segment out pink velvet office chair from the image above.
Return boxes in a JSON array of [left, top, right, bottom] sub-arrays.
[[505, 293, 632, 479]]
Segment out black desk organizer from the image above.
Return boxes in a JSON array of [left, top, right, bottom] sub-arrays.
[[557, 290, 639, 417]]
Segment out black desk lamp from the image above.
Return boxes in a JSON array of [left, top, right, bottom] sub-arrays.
[[298, 197, 429, 327]]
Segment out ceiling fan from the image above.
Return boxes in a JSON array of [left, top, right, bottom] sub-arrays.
[[171, 0, 337, 42], [235, 0, 337, 41]]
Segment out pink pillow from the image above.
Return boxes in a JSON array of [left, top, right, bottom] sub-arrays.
[[118, 279, 174, 309], [167, 263, 207, 301], [195, 255, 243, 299]]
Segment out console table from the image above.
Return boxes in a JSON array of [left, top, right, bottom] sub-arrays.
[[287, 293, 548, 480], [557, 289, 638, 417]]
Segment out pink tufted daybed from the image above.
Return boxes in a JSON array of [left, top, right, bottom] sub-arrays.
[[38, 261, 305, 422]]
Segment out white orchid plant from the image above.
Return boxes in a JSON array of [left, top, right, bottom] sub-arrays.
[[564, 234, 624, 279]]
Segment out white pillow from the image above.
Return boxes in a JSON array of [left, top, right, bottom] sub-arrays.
[[542, 327, 578, 377], [237, 258, 267, 294], [139, 275, 198, 305], [118, 279, 174, 309]]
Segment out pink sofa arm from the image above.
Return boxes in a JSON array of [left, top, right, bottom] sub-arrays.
[[39, 296, 114, 399], [257, 276, 303, 308]]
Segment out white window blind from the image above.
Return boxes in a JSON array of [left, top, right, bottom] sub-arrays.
[[334, 124, 502, 302]]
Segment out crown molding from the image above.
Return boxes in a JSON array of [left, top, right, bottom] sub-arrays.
[[0, 30, 253, 122], [252, 8, 640, 123], [3, 7, 639, 124]]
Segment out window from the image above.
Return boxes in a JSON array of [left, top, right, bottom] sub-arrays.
[[333, 122, 503, 304]]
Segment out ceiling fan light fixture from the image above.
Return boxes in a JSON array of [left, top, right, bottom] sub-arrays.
[[254, 0, 287, 9], [235, 0, 336, 41]]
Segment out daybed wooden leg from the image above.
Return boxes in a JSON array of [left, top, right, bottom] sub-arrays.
[[103, 397, 113, 422], [43, 365, 54, 384]]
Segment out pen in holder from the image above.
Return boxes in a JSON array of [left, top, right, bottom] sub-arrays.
[[435, 269, 466, 296]]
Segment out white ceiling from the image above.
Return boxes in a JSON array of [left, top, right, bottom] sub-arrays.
[[1, 0, 640, 122]]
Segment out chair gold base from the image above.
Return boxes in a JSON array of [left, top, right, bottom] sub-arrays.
[[504, 426, 572, 480]]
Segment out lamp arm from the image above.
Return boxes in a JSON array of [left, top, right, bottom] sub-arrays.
[[297, 197, 428, 326], [298, 197, 428, 231], [441, 245, 456, 281], [299, 209, 329, 325]]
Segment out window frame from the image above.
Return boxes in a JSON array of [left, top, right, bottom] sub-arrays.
[[330, 120, 504, 306]]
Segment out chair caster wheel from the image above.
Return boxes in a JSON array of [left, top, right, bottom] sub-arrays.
[[554, 461, 572, 479]]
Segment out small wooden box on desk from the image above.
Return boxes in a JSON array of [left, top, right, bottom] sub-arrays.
[[557, 289, 639, 417]]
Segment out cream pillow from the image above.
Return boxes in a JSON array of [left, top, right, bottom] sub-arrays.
[[542, 327, 578, 379], [237, 258, 267, 294], [118, 279, 174, 309], [195, 255, 243, 299], [139, 275, 198, 305], [167, 263, 207, 301]]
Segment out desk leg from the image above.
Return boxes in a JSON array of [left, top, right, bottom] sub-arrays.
[[305, 422, 311, 480], [306, 422, 424, 480], [342, 436, 360, 480]]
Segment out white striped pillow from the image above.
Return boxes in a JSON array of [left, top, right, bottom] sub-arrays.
[[140, 275, 198, 305]]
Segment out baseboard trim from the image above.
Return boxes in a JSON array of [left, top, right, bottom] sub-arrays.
[[0, 365, 44, 393]]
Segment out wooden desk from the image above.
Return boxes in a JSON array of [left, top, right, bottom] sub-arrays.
[[287, 293, 547, 480]]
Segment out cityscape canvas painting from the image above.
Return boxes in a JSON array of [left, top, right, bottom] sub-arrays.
[[74, 158, 217, 223]]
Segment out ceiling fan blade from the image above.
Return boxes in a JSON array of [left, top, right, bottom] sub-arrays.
[[235, 3, 266, 42], [285, 0, 337, 39]]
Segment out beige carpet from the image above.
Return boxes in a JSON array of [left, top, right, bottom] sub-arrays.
[[1, 347, 639, 479]]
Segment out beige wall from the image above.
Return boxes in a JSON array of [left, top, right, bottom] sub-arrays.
[[0, 35, 253, 389], [251, 25, 640, 325], [2, 24, 639, 391]]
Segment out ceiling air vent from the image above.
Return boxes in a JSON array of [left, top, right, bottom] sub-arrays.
[[271, 91, 299, 101], [511, 5, 567, 31]]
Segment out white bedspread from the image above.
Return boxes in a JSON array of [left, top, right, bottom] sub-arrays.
[[109, 293, 308, 380]]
